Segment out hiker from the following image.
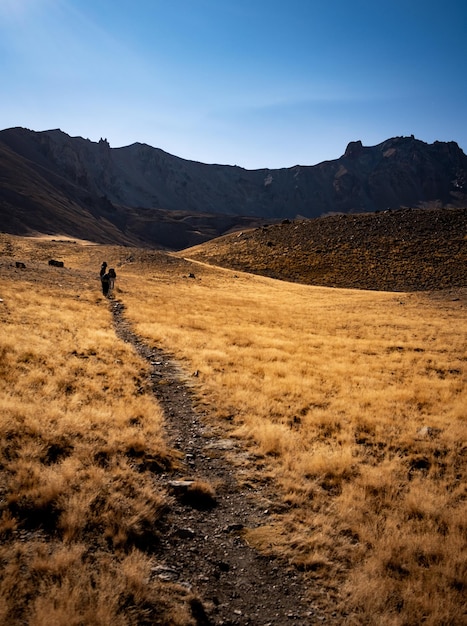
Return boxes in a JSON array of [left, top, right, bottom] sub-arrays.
[[100, 262, 107, 278], [101, 273, 110, 297], [101, 271, 110, 297], [108, 268, 116, 293]]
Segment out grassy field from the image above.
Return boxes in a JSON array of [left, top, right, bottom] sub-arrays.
[[0, 237, 198, 625], [0, 233, 466, 624]]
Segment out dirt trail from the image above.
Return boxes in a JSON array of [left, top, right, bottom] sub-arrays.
[[111, 300, 334, 625]]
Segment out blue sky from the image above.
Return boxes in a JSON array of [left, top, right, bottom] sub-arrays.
[[1, 0, 466, 169]]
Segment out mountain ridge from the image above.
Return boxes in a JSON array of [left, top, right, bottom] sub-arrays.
[[1, 127, 466, 248]]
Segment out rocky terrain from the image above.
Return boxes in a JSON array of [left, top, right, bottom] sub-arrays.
[[183, 206, 467, 292], [1, 127, 466, 249]]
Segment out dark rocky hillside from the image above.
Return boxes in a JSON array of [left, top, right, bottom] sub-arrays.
[[183, 207, 467, 292], [0, 127, 466, 249]]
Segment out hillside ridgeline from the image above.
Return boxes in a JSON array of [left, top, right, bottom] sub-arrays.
[[183, 206, 467, 292]]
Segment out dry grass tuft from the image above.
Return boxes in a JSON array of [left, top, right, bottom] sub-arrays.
[[184, 480, 217, 509], [0, 542, 195, 626]]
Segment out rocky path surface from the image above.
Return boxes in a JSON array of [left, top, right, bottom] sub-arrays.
[[111, 300, 332, 626]]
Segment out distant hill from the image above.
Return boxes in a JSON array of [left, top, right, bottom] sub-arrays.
[[1, 127, 466, 249], [183, 207, 467, 292]]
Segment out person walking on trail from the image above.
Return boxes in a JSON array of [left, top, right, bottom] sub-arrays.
[[108, 268, 116, 293], [100, 262, 107, 278], [101, 271, 110, 297]]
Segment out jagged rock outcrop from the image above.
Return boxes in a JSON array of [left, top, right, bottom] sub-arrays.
[[0, 127, 466, 248]]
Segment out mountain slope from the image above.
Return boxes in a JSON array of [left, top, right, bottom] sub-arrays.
[[1, 127, 466, 248], [0, 129, 266, 247], [182, 207, 467, 292]]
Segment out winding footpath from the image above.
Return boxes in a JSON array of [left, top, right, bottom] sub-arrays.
[[111, 300, 334, 625]]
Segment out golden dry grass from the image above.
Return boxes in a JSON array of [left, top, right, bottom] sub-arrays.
[[0, 243, 198, 625], [1, 233, 466, 624], [119, 255, 466, 625]]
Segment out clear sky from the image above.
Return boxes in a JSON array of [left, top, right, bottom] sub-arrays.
[[1, 0, 466, 169]]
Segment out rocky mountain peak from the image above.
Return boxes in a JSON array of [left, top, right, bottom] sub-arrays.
[[344, 140, 363, 158]]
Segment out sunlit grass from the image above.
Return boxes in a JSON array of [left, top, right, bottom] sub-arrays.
[[120, 255, 466, 625], [0, 257, 196, 625], [1, 233, 465, 624]]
